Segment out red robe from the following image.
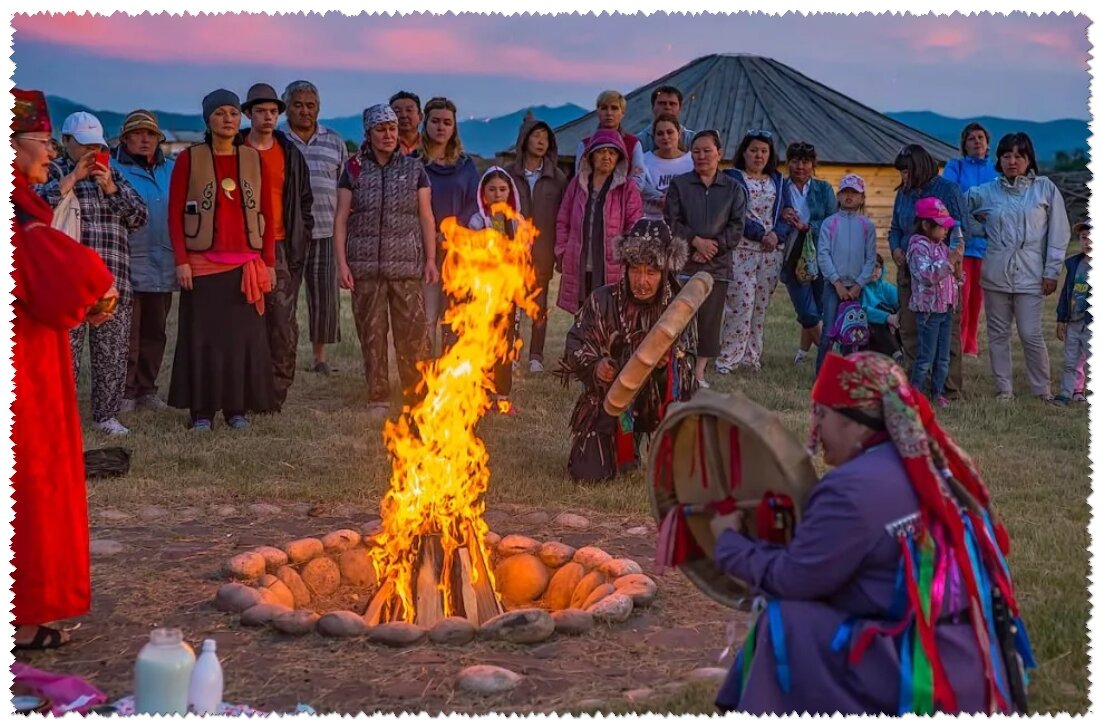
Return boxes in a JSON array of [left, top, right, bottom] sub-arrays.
[[11, 166, 113, 624]]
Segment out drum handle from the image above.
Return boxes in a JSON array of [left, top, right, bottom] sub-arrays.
[[682, 500, 764, 515]]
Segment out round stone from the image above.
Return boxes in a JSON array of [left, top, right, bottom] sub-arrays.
[[552, 608, 594, 635], [284, 538, 324, 564], [581, 583, 616, 610], [276, 566, 312, 607], [240, 603, 291, 627], [553, 513, 590, 529], [544, 562, 586, 610], [494, 554, 551, 605], [537, 541, 576, 569], [587, 593, 634, 623], [90, 539, 124, 556], [623, 688, 655, 704], [271, 610, 320, 636], [456, 665, 522, 695], [498, 534, 540, 557], [480, 608, 555, 644], [485, 531, 502, 548], [139, 506, 170, 520], [317, 611, 368, 637], [429, 617, 477, 646], [686, 667, 729, 684], [521, 511, 551, 525], [250, 546, 290, 571], [321, 529, 362, 553], [369, 622, 427, 647], [258, 578, 295, 609], [248, 503, 283, 516], [626, 526, 650, 536], [179, 507, 203, 520], [300, 557, 340, 597], [598, 558, 644, 579], [569, 570, 608, 609], [576, 699, 606, 712], [572, 546, 613, 570], [215, 583, 263, 613], [213, 505, 238, 517], [222, 552, 267, 580], [338, 549, 377, 588], [614, 574, 658, 607], [361, 519, 382, 537]]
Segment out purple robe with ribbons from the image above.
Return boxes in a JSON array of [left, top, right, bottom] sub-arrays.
[[714, 442, 1005, 715]]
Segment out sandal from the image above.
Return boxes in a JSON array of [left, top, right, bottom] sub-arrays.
[[13, 625, 70, 651]]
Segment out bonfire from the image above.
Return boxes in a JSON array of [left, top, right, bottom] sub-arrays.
[[365, 205, 539, 628]]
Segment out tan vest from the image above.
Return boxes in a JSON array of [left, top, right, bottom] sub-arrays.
[[183, 143, 265, 252]]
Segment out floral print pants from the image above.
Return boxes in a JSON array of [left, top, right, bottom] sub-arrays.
[[717, 246, 783, 370]]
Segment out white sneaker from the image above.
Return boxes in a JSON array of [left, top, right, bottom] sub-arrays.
[[92, 418, 130, 436], [793, 349, 807, 365], [529, 360, 545, 374], [697, 379, 711, 389]]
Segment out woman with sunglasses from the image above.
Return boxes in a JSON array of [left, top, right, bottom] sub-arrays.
[[716, 129, 796, 373], [780, 141, 838, 364]]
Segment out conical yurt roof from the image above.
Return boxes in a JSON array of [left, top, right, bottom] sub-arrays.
[[542, 54, 958, 165]]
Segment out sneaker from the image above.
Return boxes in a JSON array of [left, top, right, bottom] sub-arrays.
[[1037, 393, 1054, 403], [793, 349, 807, 365], [936, 396, 951, 408], [715, 365, 732, 376], [92, 418, 129, 436], [529, 360, 545, 374], [697, 379, 711, 389], [512, 360, 521, 373], [190, 418, 213, 432], [996, 392, 1014, 403], [310, 361, 333, 376], [1051, 396, 1071, 407], [1073, 392, 1088, 403], [136, 394, 169, 411], [226, 415, 250, 430], [119, 398, 137, 413]]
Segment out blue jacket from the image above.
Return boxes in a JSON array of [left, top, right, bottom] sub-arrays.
[[1057, 253, 1092, 324], [112, 145, 177, 293], [861, 264, 899, 325], [942, 156, 998, 259], [888, 176, 966, 256], [724, 169, 796, 244]]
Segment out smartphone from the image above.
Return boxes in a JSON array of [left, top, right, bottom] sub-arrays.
[[93, 150, 110, 169], [185, 201, 199, 215]]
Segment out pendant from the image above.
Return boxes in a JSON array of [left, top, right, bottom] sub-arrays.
[[221, 177, 237, 199]]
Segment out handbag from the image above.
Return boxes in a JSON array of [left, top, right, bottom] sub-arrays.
[[51, 190, 82, 242], [794, 228, 819, 283]]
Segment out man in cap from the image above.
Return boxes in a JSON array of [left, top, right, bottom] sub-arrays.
[[113, 110, 176, 412], [36, 110, 149, 436], [280, 80, 347, 375], [241, 82, 315, 411]]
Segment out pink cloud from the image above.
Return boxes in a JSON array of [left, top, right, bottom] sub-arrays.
[[13, 12, 671, 85]]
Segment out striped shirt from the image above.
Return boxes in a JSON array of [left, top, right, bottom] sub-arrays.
[[280, 123, 347, 239]]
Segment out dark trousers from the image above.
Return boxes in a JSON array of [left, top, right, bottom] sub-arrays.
[[868, 323, 901, 358], [898, 266, 963, 397], [266, 241, 304, 410], [528, 277, 551, 363], [125, 291, 173, 400]]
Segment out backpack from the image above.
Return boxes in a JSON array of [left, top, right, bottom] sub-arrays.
[[826, 300, 869, 354]]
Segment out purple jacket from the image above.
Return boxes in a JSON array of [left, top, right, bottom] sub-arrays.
[[554, 129, 643, 314]]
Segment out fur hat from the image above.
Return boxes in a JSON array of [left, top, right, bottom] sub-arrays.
[[614, 219, 689, 272]]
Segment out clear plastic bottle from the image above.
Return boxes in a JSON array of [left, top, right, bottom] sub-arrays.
[[187, 639, 224, 715], [134, 628, 196, 715]]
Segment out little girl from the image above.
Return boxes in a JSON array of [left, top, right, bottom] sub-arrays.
[[815, 174, 877, 372], [468, 166, 523, 415], [907, 197, 959, 407]]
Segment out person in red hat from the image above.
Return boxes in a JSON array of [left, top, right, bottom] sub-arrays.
[[10, 88, 116, 649], [709, 351, 1035, 715]]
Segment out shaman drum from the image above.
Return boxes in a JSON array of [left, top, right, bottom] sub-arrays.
[[647, 389, 818, 610]]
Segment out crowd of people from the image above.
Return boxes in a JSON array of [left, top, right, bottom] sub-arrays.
[[8, 78, 1086, 714]]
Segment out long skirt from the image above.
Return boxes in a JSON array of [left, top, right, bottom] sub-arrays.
[[717, 246, 783, 370], [168, 267, 275, 419]]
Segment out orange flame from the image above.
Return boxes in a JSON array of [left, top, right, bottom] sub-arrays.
[[370, 204, 539, 623]]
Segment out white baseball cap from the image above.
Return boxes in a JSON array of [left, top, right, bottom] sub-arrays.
[[61, 111, 107, 147]]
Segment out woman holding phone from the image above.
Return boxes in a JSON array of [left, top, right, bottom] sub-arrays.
[[36, 110, 149, 437]]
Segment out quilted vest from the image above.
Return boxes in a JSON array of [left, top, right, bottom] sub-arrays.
[[345, 152, 425, 280]]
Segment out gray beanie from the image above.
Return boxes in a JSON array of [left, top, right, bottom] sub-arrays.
[[202, 89, 241, 125]]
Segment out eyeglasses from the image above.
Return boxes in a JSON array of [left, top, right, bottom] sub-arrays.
[[16, 135, 53, 147], [747, 129, 773, 139]]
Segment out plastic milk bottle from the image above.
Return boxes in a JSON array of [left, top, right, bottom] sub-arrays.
[[187, 639, 225, 714], [134, 628, 196, 715]]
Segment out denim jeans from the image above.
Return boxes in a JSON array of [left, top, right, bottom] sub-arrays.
[[815, 283, 840, 373], [781, 268, 824, 330], [912, 310, 952, 398]]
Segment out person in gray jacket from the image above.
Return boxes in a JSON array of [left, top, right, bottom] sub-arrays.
[[966, 132, 1070, 401]]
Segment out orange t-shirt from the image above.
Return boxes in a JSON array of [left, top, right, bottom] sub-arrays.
[[250, 141, 287, 241]]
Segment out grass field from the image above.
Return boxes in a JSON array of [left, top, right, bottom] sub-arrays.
[[76, 270, 1090, 714]]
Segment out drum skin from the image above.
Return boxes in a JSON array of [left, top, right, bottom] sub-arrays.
[[647, 389, 818, 610]]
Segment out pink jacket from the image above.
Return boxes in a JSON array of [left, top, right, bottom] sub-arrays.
[[555, 129, 643, 314]]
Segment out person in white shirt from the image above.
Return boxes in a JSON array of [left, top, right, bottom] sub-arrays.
[[641, 114, 693, 218]]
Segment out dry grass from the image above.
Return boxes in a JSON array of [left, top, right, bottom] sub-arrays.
[[76, 270, 1089, 714]]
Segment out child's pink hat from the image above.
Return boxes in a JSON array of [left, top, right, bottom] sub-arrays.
[[838, 174, 866, 194], [915, 197, 956, 229]]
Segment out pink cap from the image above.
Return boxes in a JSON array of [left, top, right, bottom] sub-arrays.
[[915, 197, 956, 229], [838, 174, 866, 194]]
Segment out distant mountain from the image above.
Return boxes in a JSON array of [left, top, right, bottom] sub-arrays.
[[886, 111, 1089, 163]]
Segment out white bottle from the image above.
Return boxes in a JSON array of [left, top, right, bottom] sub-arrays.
[[187, 639, 224, 715], [134, 628, 196, 715]]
